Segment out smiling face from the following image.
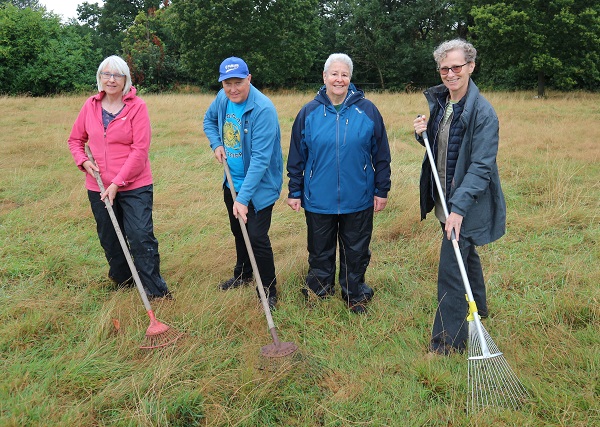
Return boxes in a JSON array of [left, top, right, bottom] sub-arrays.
[[222, 76, 252, 104], [100, 67, 126, 97], [323, 61, 351, 105], [438, 49, 475, 101]]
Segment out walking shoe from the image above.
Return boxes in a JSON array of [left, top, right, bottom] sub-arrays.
[[267, 294, 277, 311], [148, 291, 173, 302], [108, 273, 134, 289], [301, 286, 334, 300], [349, 302, 367, 315], [218, 276, 252, 291]]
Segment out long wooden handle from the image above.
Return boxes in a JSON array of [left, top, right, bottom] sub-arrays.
[[222, 159, 277, 331], [84, 145, 153, 312]]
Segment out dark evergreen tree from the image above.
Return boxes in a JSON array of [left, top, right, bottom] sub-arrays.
[[171, 0, 321, 88], [468, 0, 600, 95]]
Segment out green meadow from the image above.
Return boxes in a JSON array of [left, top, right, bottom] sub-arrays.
[[0, 91, 598, 426]]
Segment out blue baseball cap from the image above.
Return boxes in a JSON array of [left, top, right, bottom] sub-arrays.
[[218, 57, 250, 82]]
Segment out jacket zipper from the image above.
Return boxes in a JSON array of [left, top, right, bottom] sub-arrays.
[[336, 112, 341, 214]]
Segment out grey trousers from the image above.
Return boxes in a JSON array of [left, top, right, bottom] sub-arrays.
[[430, 227, 487, 354]]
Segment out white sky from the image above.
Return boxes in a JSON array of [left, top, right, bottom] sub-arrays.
[[39, 0, 104, 21]]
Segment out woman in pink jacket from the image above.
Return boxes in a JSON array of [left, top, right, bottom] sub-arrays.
[[68, 55, 170, 300]]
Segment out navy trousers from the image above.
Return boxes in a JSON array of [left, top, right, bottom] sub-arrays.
[[88, 184, 169, 298], [430, 225, 487, 354], [304, 208, 374, 305], [223, 186, 277, 297]]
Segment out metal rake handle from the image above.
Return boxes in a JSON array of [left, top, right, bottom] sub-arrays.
[[421, 129, 491, 356]]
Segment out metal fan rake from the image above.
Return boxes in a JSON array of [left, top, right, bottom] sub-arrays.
[[466, 303, 530, 413], [421, 126, 530, 413]]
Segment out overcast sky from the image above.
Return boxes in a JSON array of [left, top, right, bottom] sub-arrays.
[[39, 0, 104, 21]]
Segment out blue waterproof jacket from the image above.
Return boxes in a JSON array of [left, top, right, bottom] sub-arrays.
[[417, 80, 506, 246], [287, 84, 391, 214], [203, 85, 283, 211]]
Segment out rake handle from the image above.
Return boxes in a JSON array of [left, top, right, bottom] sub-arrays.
[[421, 129, 490, 355], [222, 159, 278, 334], [84, 145, 153, 313]]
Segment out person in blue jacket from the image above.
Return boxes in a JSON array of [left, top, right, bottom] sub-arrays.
[[413, 39, 506, 355], [203, 57, 283, 309], [287, 53, 391, 314]]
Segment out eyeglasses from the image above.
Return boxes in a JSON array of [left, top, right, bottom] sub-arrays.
[[438, 62, 470, 75], [100, 72, 126, 81]]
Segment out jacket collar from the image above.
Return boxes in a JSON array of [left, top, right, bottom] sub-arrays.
[[316, 83, 364, 108], [93, 86, 137, 103]]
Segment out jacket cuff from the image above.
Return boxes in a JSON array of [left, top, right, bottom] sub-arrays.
[[375, 189, 388, 198], [112, 175, 127, 187], [288, 191, 302, 199]]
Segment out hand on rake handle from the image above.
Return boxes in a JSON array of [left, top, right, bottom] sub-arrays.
[[82, 159, 100, 176], [100, 183, 118, 206], [81, 156, 117, 205], [414, 114, 428, 136], [445, 212, 463, 241], [213, 145, 226, 163], [233, 201, 248, 224]]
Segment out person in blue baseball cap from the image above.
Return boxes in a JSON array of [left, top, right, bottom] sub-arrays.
[[203, 57, 283, 310]]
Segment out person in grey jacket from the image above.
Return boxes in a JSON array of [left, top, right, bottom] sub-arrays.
[[203, 57, 283, 309], [413, 39, 506, 355]]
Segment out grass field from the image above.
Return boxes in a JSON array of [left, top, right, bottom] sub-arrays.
[[0, 90, 598, 426]]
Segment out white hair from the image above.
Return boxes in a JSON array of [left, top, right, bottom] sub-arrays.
[[96, 55, 133, 95], [323, 53, 353, 79]]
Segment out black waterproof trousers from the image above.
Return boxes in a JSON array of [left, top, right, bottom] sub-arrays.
[[223, 186, 277, 297], [88, 184, 169, 298], [304, 208, 374, 305]]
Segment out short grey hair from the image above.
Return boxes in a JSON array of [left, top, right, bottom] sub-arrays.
[[324, 53, 353, 79], [433, 39, 477, 66], [96, 55, 133, 95]]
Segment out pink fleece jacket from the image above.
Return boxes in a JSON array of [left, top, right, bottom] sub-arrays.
[[68, 87, 154, 192]]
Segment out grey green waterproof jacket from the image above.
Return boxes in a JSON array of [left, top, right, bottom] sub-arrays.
[[417, 80, 506, 246]]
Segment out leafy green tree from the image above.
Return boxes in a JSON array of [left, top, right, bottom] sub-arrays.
[[0, 4, 99, 94], [76, 1, 102, 28], [0, 0, 40, 9], [97, 0, 162, 57], [172, 0, 321, 88], [122, 5, 187, 91], [316, 0, 463, 91], [469, 0, 600, 95]]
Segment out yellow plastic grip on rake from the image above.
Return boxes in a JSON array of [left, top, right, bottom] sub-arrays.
[[466, 295, 478, 321]]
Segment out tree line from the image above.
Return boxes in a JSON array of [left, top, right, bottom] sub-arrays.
[[1, 0, 599, 96]]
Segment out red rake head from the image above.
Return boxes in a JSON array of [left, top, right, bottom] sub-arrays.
[[261, 341, 298, 358], [140, 310, 183, 350]]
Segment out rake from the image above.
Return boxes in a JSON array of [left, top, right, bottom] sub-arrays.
[[222, 159, 298, 358], [421, 129, 529, 413], [85, 145, 183, 350]]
